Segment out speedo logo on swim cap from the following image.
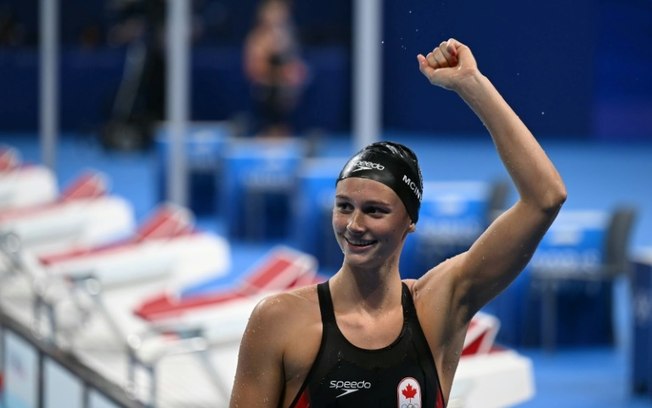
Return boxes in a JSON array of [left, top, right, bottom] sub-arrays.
[[402, 174, 422, 201], [330, 379, 372, 398], [351, 160, 385, 172]]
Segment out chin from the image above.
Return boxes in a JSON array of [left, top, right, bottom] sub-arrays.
[[343, 250, 385, 270]]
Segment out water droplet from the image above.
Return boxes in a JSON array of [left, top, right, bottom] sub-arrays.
[[409, 10, 412, 14], [541, 111, 545, 115], [381, 40, 385, 44]]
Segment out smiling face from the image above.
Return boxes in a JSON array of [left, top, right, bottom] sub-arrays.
[[333, 178, 415, 272]]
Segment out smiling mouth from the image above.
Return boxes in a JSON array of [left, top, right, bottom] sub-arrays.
[[344, 237, 377, 248]]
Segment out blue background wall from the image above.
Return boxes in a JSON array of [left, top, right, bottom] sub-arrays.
[[382, 0, 598, 137], [0, 0, 650, 140]]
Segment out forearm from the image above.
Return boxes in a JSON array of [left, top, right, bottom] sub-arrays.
[[456, 72, 567, 211]]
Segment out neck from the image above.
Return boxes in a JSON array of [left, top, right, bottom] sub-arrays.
[[331, 261, 403, 313]]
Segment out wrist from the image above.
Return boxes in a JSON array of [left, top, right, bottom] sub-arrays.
[[454, 70, 487, 99]]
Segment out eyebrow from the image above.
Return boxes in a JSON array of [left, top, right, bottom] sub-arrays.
[[335, 194, 392, 207]]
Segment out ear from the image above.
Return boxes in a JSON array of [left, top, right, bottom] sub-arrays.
[[408, 223, 416, 233]]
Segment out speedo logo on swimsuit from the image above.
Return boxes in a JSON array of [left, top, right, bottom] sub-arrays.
[[329, 379, 372, 398], [402, 174, 422, 201], [351, 160, 385, 172]]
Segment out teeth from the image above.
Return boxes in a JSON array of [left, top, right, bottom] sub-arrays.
[[346, 238, 374, 246]]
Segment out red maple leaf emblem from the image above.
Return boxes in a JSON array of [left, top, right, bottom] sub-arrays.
[[402, 383, 417, 399]]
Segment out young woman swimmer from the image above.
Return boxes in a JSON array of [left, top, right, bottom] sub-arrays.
[[229, 38, 566, 407]]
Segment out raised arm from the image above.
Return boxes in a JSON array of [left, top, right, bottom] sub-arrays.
[[416, 39, 567, 322]]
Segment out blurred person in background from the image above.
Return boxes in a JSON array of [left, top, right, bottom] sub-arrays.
[[101, 0, 166, 150], [0, 5, 26, 47], [244, 0, 308, 138]]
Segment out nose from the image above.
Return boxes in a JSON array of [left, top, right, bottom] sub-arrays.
[[347, 210, 365, 233]]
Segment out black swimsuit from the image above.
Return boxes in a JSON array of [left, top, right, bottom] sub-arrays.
[[288, 281, 446, 407]]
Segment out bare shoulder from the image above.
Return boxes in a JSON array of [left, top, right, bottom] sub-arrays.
[[247, 284, 323, 400], [240, 285, 321, 361], [410, 256, 461, 304], [404, 256, 472, 396], [232, 286, 322, 406], [249, 284, 321, 335], [258, 284, 319, 312], [407, 255, 471, 338]]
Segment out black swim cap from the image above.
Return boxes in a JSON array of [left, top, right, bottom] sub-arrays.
[[336, 141, 423, 223]]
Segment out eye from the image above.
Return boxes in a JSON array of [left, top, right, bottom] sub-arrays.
[[335, 201, 352, 213], [365, 205, 389, 217]]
